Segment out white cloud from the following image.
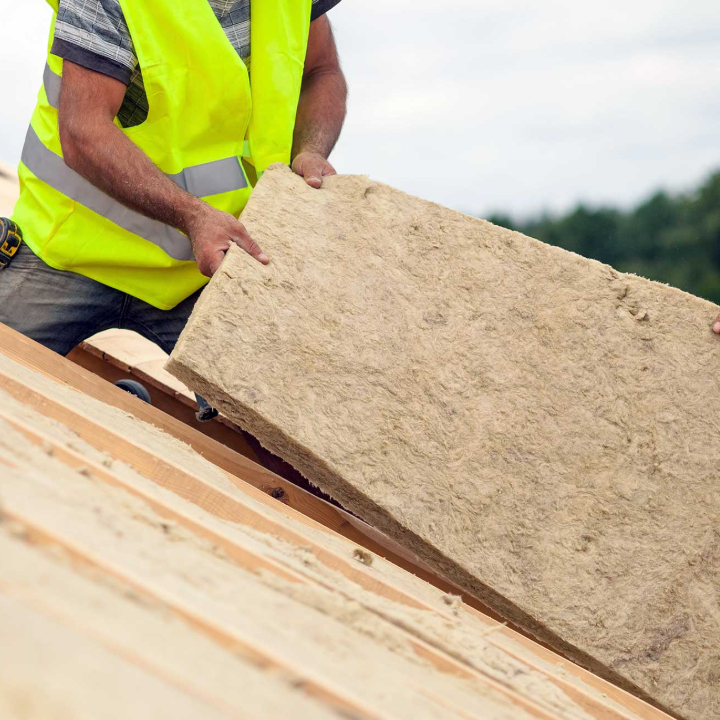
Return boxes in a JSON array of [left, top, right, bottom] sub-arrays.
[[330, 0, 720, 214]]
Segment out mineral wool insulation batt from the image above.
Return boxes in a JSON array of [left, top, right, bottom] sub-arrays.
[[167, 164, 720, 720]]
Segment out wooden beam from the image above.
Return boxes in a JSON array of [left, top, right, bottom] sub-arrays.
[[3, 411, 600, 720], [0, 326, 675, 719], [0, 367, 431, 611], [4, 509, 379, 720], [0, 324, 510, 618], [0, 594, 237, 720], [1, 410, 304, 586], [0, 380, 669, 720], [68, 344, 260, 463]]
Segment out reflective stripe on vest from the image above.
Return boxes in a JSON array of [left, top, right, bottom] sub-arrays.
[[44, 63, 61, 109], [22, 124, 194, 261], [42, 63, 250, 194], [24, 64, 254, 262]]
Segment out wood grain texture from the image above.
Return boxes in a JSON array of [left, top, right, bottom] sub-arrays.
[[168, 165, 720, 720], [0, 326, 424, 567], [0, 323, 522, 623], [0, 535, 343, 720], [0, 335, 671, 720], [0, 361, 436, 611], [0, 384, 595, 720], [0, 595, 238, 720]]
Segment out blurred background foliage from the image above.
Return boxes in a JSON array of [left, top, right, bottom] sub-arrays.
[[487, 171, 720, 304]]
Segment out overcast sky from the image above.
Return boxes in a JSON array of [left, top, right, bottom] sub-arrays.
[[2, 0, 719, 216]]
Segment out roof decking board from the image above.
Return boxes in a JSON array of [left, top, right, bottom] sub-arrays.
[[0, 332, 665, 719]]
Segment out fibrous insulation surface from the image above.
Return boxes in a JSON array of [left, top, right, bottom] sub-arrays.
[[168, 165, 720, 720]]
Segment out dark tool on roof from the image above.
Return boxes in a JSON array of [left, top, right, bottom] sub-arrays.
[[195, 394, 219, 423], [114, 379, 153, 404], [0, 218, 22, 269]]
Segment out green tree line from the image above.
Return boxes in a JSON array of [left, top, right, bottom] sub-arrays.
[[487, 171, 720, 304]]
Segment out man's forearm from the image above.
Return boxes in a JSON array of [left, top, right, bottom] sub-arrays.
[[58, 61, 267, 275], [292, 64, 347, 160], [60, 117, 266, 274], [61, 116, 205, 235]]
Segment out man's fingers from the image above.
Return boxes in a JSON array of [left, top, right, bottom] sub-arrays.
[[206, 251, 225, 278], [306, 161, 337, 187], [713, 313, 720, 334], [291, 152, 336, 189], [303, 162, 325, 188], [231, 226, 270, 265], [190, 209, 269, 275], [196, 247, 226, 278]]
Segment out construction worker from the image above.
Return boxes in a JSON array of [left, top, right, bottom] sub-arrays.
[[0, 0, 346, 415]]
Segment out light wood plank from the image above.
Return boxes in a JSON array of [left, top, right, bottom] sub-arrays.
[[2, 411, 583, 720], [0, 365, 436, 611], [3, 509, 379, 720], [0, 533, 355, 720], [2, 435, 571, 720], [0, 326, 674, 719], [3, 323, 491, 612], [0, 385, 665, 720], [0, 410, 304, 586], [0, 594, 237, 720]]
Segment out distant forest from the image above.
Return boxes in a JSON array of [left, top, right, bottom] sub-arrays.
[[487, 171, 720, 304]]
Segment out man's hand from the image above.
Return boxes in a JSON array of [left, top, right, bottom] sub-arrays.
[[713, 313, 720, 334], [184, 206, 269, 277], [291, 16, 347, 188], [58, 61, 267, 278], [292, 151, 336, 189]]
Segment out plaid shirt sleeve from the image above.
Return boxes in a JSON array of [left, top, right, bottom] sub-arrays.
[[52, 0, 137, 85], [51, 0, 342, 87]]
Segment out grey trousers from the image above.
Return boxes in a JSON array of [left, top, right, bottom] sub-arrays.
[[0, 241, 209, 407]]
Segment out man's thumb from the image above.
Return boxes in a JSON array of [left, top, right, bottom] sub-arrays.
[[304, 167, 323, 188]]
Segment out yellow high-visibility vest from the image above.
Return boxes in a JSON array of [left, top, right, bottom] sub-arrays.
[[12, 0, 311, 309]]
